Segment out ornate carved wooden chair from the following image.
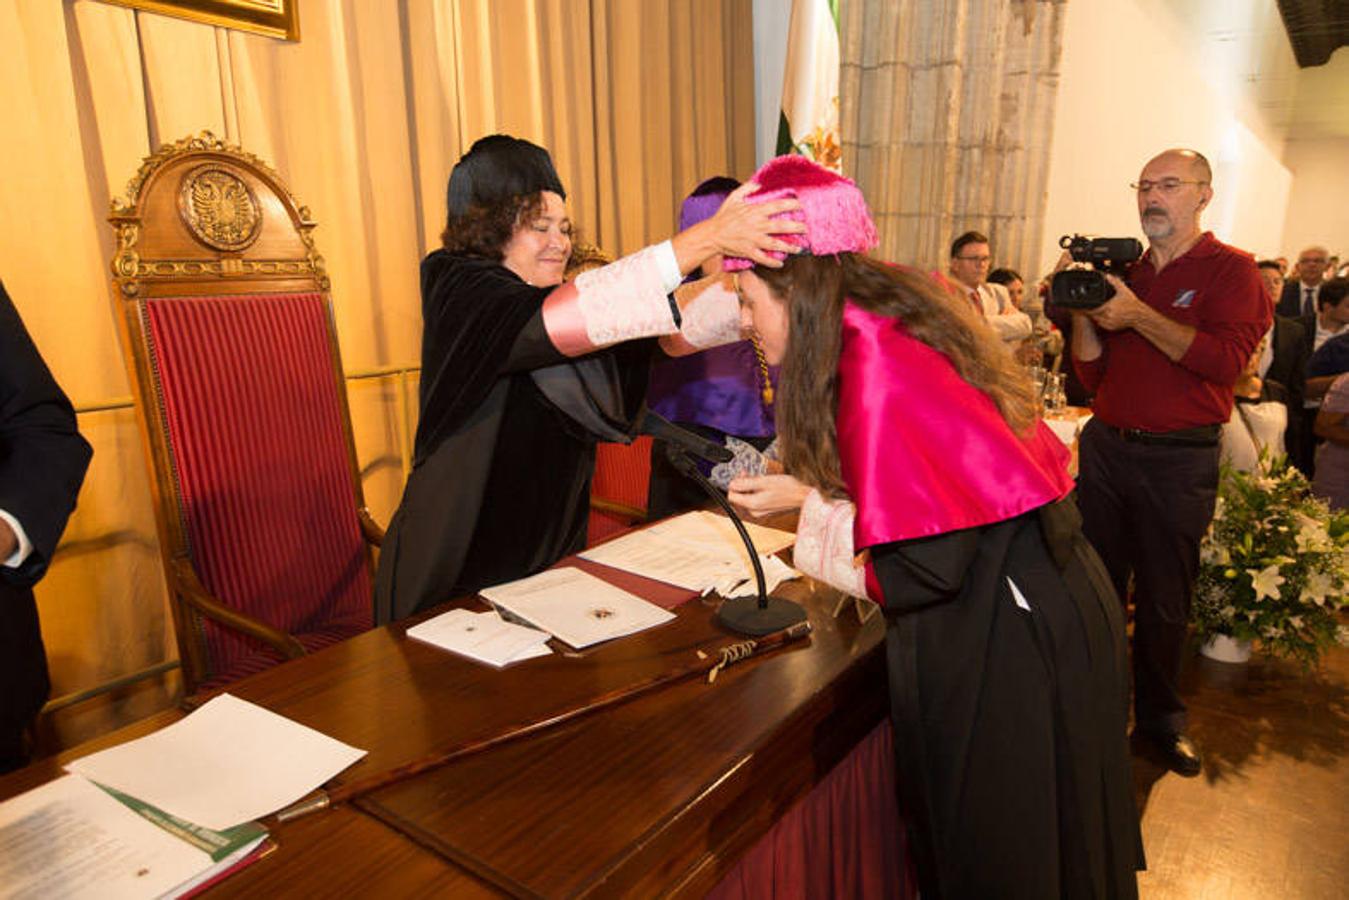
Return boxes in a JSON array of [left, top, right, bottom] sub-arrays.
[[108, 133, 381, 695]]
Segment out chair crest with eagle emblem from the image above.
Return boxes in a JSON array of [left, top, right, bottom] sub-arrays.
[[107, 132, 380, 696]]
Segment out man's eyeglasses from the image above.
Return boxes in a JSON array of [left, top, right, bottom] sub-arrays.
[[955, 255, 991, 263], [1131, 178, 1209, 195]]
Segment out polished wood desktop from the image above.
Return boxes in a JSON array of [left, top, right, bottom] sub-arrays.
[[0, 552, 889, 898]]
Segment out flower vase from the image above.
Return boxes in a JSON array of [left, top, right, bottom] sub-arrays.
[[1200, 633, 1252, 664]]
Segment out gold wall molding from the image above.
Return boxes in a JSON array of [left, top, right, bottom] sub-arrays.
[[96, 1, 300, 42]]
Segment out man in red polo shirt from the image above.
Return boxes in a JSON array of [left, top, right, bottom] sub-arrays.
[[1071, 149, 1271, 777]]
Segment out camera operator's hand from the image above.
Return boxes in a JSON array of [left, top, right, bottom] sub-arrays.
[[1083, 276, 1148, 331]]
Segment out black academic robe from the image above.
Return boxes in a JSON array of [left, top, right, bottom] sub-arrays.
[[0, 281, 92, 768], [876, 496, 1142, 900], [374, 252, 650, 622]]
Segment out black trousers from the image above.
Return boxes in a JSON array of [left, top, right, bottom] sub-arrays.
[[1076, 418, 1219, 735]]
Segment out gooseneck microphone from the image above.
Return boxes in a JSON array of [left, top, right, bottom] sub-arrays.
[[662, 443, 808, 636], [637, 410, 733, 464]]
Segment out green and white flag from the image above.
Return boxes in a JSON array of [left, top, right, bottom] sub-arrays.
[[776, 0, 841, 172]]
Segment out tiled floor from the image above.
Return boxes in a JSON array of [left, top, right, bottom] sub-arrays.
[[1133, 640, 1348, 899]]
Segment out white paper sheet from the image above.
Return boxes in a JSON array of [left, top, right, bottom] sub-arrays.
[[407, 608, 553, 667], [0, 774, 209, 900], [718, 555, 802, 598], [479, 567, 675, 649], [579, 510, 796, 592], [66, 694, 366, 831]]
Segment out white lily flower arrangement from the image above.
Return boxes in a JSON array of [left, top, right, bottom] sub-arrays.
[[1195, 456, 1349, 666]]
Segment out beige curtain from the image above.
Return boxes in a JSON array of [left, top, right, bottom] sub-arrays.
[[1, 0, 753, 750], [839, 0, 1065, 278]]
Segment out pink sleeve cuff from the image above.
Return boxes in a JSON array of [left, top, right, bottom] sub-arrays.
[[794, 489, 870, 600], [541, 243, 678, 357]]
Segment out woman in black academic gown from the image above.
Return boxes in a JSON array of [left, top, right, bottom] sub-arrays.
[[374, 136, 802, 622], [726, 156, 1142, 899]]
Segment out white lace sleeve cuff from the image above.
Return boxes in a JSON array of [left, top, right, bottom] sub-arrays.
[[541, 242, 679, 356], [659, 273, 743, 357], [793, 490, 868, 599]]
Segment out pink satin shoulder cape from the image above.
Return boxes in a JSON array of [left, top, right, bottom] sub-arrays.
[[837, 302, 1073, 551]]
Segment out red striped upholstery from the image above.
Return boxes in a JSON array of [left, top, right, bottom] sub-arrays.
[[146, 293, 371, 681], [586, 436, 653, 546]]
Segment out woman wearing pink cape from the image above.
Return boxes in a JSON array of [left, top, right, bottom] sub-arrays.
[[726, 156, 1142, 899]]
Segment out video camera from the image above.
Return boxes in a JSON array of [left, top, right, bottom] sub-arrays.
[[1049, 234, 1144, 310]]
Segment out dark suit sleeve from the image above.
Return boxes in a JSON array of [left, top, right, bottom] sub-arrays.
[[1276, 281, 1299, 319], [0, 281, 92, 587]]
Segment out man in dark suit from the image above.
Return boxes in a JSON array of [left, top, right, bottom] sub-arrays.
[[1256, 261, 1310, 467], [1, 279, 92, 772], [1276, 245, 1331, 318]]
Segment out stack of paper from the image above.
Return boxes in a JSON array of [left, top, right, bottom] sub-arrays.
[[0, 774, 268, 900], [0, 694, 367, 898], [480, 567, 675, 649], [65, 694, 365, 832], [579, 510, 798, 595], [407, 608, 553, 667]]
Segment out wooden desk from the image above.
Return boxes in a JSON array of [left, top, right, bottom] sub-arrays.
[[0, 556, 891, 897]]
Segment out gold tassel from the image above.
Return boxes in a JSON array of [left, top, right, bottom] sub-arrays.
[[751, 333, 774, 406]]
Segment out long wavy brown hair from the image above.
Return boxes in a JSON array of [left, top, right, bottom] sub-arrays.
[[754, 254, 1039, 499]]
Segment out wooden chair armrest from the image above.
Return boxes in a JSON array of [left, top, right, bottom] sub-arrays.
[[168, 557, 306, 659], [358, 507, 385, 547], [589, 497, 646, 524]]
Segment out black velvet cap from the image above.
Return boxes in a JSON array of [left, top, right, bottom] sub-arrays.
[[446, 135, 566, 219]]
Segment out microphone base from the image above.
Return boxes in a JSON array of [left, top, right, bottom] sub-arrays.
[[717, 595, 809, 636]]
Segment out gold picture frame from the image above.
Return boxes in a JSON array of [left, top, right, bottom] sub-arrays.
[[98, 0, 300, 42]]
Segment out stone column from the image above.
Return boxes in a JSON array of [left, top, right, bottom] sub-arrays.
[[840, 0, 1066, 279]]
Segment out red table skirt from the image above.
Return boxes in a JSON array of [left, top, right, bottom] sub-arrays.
[[707, 721, 912, 899]]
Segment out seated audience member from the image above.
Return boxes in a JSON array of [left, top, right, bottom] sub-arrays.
[[989, 266, 1062, 364], [1300, 278, 1349, 475], [1277, 245, 1331, 317], [1219, 336, 1286, 472], [1313, 372, 1349, 509], [374, 135, 801, 622], [645, 177, 778, 518], [1, 280, 92, 772], [1254, 260, 1308, 468], [947, 231, 1032, 348], [728, 155, 1140, 899]]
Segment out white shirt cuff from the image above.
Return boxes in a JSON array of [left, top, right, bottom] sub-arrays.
[[653, 240, 683, 294], [0, 508, 34, 569]]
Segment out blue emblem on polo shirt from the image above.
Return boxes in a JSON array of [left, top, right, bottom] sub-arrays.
[[1173, 289, 1196, 308]]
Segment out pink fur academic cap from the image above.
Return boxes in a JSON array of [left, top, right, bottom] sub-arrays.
[[723, 155, 878, 270]]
